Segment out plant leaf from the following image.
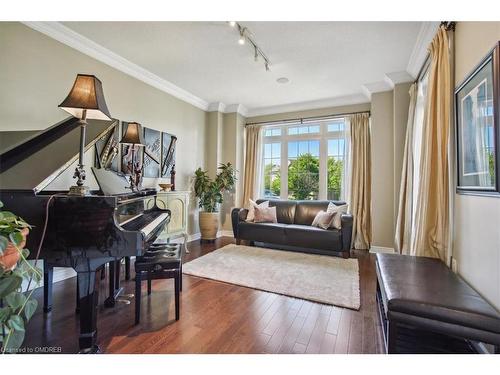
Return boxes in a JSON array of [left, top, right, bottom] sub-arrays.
[[0, 236, 8, 255], [7, 315, 24, 331], [4, 327, 25, 352], [0, 306, 12, 323], [24, 299, 38, 321], [5, 292, 27, 310], [9, 231, 24, 246], [0, 200, 4, 208], [0, 275, 22, 298]]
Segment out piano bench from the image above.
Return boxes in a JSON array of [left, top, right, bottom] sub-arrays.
[[134, 243, 183, 325]]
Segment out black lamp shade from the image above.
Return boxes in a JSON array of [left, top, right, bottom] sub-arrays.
[[59, 74, 112, 121], [120, 122, 145, 146]]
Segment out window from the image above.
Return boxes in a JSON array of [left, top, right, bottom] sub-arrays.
[[262, 118, 348, 200], [263, 142, 281, 198], [327, 139, 345, 200]]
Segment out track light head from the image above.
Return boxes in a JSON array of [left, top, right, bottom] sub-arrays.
[[238, 36, 245, 45], [265, 61, 270, 71], [229, 21, 236, 27]]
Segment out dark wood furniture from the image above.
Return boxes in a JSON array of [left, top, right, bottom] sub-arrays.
[[376, 253, 500, 354], [134, 242, 183, 324], [0, 119, 171, 353]]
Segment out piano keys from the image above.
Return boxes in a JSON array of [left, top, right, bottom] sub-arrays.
[[0, 117, 172, 353]]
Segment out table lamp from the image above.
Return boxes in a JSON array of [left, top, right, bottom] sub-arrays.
[[120, 122, 145, 191], [58, 74, 112, 195]]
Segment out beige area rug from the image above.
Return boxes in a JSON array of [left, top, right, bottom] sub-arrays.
[[182, 244, 360, 310]]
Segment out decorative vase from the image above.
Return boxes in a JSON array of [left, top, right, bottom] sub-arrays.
[[199, 211, 219, 241], [0, 228, 29, 271]]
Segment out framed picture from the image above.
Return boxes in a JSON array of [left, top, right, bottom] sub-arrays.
[[121, 121, 143, 175], [161, 133, 177, 178], [143, 127, 161, 178], [455, 42, 500, 195]]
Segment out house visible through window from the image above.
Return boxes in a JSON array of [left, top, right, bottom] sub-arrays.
[[261, 118, 348, 201]]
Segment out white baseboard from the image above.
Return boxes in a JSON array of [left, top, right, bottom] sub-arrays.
[[369, 246, 396, 254], [218, 230, 234, 238]]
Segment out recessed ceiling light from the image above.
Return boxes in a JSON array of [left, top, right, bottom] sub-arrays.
[[277, 77, 289, 84]]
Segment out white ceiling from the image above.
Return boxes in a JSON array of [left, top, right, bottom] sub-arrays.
[[53, 22, 424, 116]]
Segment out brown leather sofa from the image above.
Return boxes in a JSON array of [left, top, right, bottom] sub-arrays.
[[231, 199, 353, 258]]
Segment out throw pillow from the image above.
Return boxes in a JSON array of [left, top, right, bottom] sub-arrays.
[[254, 206, 278, 223], [246, 199, 269, 222], [328, 203, 348, 229], [311, 210, 335, 230]]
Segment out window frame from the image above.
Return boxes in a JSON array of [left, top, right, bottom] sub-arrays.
[[261, 118, 347, 200]]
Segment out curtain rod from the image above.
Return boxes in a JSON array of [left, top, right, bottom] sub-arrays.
[[245, 110, 371, 127], [414, 21, 456, 83]]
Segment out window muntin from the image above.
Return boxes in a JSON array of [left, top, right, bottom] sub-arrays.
[[264, 128, 282, 137], [287, 124, 320, 135]]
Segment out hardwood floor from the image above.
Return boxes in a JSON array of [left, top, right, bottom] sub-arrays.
[[22, 237, 385, 354]]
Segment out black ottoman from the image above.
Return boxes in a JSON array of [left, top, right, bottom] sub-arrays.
[[376, 253, 500, 354]]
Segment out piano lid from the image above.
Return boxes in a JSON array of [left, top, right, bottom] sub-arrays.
[[0, 116, 117, 193]]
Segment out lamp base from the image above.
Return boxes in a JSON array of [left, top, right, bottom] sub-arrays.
[[68, 185, 90, 196]]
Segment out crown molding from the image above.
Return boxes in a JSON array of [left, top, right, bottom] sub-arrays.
[[246, 94, 369, 118], [384, 71, 414, 88], [207, 102, 226, 112], [361, 81, 393, 100], [407, 22, 440, 78], [207, 102, 248, 117], [225, 104, 248, 117], [22, 21, 209, 111]]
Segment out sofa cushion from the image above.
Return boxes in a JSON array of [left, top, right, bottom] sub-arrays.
[[238, 222, 287, 243], [254, 206, 278, 223], [294, 200, 346, 226], [256, 199, 296, 224], [377, 253, 500, 335], [284, 224, 342, 251]]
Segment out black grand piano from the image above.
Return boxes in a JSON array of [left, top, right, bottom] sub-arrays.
[[0, 117, 171, 352]]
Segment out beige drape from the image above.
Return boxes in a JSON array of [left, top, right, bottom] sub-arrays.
[[411, 26, 452, 262], [348, 113, 372, 250], [395, 83, 418, 254], [242, 125, 262, 207]]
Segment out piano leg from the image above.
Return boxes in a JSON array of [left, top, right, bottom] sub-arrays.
[[77, 270, 100, 353], [43, 263, 54, 313], [124, 257, 131, 280], [105, 261, 116, 307], [105, 259, 124, 307]]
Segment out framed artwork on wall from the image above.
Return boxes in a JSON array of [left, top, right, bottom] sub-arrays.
[[121, 121, 144, 175], [143, 127, 161, 178], [161, 133, 177, 178], [94, 120, 120, 172], [455, 41, 500, 195]]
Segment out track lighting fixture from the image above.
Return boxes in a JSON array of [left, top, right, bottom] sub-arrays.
[[227, 21, 271, 72]]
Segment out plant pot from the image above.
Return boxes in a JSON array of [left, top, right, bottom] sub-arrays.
[[199, 211, 219, 241], [0, 228, 29, 271]]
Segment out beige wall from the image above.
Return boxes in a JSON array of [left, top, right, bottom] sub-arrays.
[[453, 22, 500, 310], [0, 22, 207, 235], [371, 91, 395, 248]]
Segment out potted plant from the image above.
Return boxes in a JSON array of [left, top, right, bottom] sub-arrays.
[[0, 201, 42, 353], [194, 163, 236, 241]]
